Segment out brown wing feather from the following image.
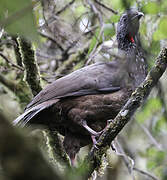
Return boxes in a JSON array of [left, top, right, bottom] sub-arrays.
[[26, 61, 122, 110]]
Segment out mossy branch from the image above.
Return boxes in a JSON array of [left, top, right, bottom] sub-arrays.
[[82, 47, 167, 178], [44, 130, 71, 168], [12, 36, 23, 67], [0, 73, 32, 107], [18, 38, 42, 96]]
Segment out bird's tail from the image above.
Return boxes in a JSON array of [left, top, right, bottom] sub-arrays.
[[13, 99, 59, 127]]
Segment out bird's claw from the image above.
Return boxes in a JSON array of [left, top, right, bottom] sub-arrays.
[[93, 144, 99, 149], [91, 135, 100, 149]]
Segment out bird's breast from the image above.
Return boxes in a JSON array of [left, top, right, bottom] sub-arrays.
[[59, 88, 132, 133]]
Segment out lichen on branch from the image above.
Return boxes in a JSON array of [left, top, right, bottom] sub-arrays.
[[18, 38, 42, 96]]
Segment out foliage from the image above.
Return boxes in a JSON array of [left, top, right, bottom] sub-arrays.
[[0, 0, 38, 41]]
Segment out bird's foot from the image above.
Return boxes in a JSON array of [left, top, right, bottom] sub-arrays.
[[90, 119, 115, 148], [111, 142, 116, 152], [91, 135, 99, 149], [81, 120, 103, 148]]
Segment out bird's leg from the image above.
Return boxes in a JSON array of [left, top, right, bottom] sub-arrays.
[[90, 119, 115, 146], [81, 120, 103, 146], [91, 135, 98, 145], [81, 120, 102, 136]]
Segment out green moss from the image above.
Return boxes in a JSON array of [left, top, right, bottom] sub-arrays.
[[18, 38, 42, 96]]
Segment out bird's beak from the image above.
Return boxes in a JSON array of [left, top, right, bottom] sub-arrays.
[[131, 11, 144, 21], [137, 12, 144, 19]]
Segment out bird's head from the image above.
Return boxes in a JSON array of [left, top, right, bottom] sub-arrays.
[[63, 134, 81, 166], [117, 9, 144, 50]]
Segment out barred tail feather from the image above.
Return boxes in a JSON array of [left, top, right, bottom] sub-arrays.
[[13, 99, 59, 127]]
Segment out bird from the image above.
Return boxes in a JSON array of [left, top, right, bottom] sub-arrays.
[[14, 9, 147, 165]]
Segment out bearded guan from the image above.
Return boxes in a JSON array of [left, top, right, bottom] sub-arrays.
[[14, 9, 147, 165]]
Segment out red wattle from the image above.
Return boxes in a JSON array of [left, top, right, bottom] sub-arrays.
[[130, 36, 135, 43]]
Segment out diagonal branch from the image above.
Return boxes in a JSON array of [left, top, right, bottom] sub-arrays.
[[55, 0, 75, 15], [81, 47, 167, 178], [0, 52, 24, 71], [94, 0, 118, 14]]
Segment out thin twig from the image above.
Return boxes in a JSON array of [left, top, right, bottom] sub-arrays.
[[39, 31, 65, 51], [139, 123, 163, 151], [56, 0, 75, 15], [115, 140, 159, 180], [0, 52, 24, 71], [94, 0, 118, 14], [65, 25, 98, 54], [85, 0, 104, 65], [114, 140, 135, 176], [133, 167, 159, 180]]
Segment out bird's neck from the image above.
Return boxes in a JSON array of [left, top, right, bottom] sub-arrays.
[[117, 33, 136, 51], [117, 33, 148, 87]]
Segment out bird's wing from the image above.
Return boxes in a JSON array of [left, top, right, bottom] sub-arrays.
[[26, 62, 122, 110]]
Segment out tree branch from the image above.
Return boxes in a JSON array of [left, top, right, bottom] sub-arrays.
[[82, 47, 167, 178], [56, 41, 89, 77], [0, 52, 24, 71], [94, 0, 118, 14], [0, 73, 32, 107], [18, 38, 42, 96], [55, 0, 75, 15], [45, 130, 71, 167], [12, 36, 23, 67], [133, 167, 159, 180]]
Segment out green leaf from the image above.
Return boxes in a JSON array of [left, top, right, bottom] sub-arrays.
[[153, 116, 167, 134], [110, 0, 135, 10], [147, 147, 165, 169], [109, 0, 123, 10], [75, 5, 86, 16], [110, 15, 120, 23], [0, 0, 38, 42], [153, 17, 167, 40], [136, 98, 161, 123], [160, 1, 167, 12], [142, 2, 159, 14]]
